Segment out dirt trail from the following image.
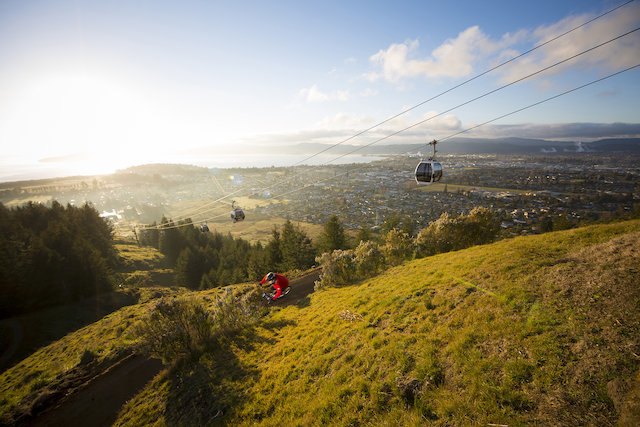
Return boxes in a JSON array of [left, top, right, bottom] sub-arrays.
[[25, 268, 321, 426], [269, 268, 321, 307], [26, 355, 164, 427]]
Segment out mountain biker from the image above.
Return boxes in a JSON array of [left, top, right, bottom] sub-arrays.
[[260, 272, 289, 300]]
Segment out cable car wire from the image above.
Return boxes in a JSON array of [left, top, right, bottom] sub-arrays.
[[317, 26, 640, 166], [290, 0, 635, 167], [139, 15, 639, 231], [142, 1, 634, 228], [143, 63, 639, 232], [439, 63, 640, 143], [273, 62, 640, 206]]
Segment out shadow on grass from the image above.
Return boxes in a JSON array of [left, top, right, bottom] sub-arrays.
[[164, 322, 294, 425], [261, 318, 296, 331], [0, 291, 139, 373], [164, 356, 234, 426], [295, 297, 311, 308]]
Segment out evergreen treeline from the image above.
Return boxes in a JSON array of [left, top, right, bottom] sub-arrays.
[[0, 201, 118, 318], [140, 218, 317, 290]]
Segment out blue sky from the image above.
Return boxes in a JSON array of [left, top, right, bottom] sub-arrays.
[[0, 0, 639, 180]]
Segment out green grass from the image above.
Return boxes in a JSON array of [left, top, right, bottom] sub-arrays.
[[3, 220, 639, 425], [115, 239, 176, 287], [205, 216, 325, 244], [0, 286, 212, 423], [112, 219, 640, 425], [115, 240, 166, 271]]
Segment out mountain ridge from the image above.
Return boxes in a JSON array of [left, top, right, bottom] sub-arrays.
[[290, 137, 640, 155]]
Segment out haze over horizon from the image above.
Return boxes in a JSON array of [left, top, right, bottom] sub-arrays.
[[1, 0, 639, 181]]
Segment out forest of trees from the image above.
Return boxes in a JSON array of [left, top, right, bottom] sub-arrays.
[[0, 199, 502, 319], [0, 201, 119, 318], [140, 218, 319, 290]]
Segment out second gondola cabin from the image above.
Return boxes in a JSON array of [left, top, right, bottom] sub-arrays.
[[230, 200, 245, 223]]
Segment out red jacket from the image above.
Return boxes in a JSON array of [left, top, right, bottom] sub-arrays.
[[260, 273, 289, 299]]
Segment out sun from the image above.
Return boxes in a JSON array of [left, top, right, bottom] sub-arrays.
[[3, 69, 156, 173]]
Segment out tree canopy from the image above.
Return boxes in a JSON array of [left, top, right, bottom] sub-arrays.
[[0, 201, 118, 318]]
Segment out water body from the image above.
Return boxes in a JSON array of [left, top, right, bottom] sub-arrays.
[[0, 153, 385, 183]]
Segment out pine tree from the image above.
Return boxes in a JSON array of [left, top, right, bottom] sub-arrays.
[[280, 220, 315, 271], [175, 247, 205, 289], [319, 215, 348, 253], [355, 226, 371, 244], [266, 226, 282, 269]]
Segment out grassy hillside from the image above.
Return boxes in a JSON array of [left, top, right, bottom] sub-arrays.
[[2, 220, 638, 425], [0, 239, 170, 374], [113, 219, 640, 425]]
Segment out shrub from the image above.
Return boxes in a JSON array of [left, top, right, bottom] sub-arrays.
[[354, 240, 385, 278], [135, 297, 215, 363], [135, 287, 266, 363], [209, 286, 266, 335], [382, 228, 414, 266], [314, 250, 356, 290], [415, 207, 500, 257]]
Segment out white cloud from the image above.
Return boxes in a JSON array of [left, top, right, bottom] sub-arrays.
[[466, 122, 640, 140], [420, 111, 462, 131], [315, 113, 376, 130], [380, 110, 462, 136], [299, 84, 351, 103], [368, 27, 513, 82], [359, 88, 378, 97], [494, 4, 640, 83], [368, 3, 639, 85]]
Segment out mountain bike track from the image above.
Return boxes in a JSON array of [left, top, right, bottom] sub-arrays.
[[25, 268, 321, 426]]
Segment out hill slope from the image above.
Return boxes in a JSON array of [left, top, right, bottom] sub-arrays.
[[112, 220, 640, 426]]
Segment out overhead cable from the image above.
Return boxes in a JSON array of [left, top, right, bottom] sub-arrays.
[[144, 2, 634, 227], [291, 0, 635, 166]]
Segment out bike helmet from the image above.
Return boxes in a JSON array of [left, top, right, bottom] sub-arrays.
[[266, 272, 276, 282]]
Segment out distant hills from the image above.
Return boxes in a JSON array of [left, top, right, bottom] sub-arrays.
[[292, 137, 640, 156]]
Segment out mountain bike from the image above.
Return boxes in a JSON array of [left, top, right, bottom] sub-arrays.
[[262, 286, 291, 303]]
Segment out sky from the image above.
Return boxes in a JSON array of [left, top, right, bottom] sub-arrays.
[[0, 0, 639, 181]]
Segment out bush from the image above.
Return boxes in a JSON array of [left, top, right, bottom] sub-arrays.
[[415, 207, 499, 257], [315, 241, 386, 290], [314, 250, 356, 290], [354, 240, 385, 278], [382, 228, 414, 266], [135, 297, 215, 363], [209, 286, 266, 334], [135, 287, 266, 363], [314, 209, 500, 290]]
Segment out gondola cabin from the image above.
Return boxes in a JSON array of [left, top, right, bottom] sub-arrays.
[[231, 208, 245, 223], [231, 200, 245, 223], [414, 160, 442, 184], [200, 224, 210, 232]]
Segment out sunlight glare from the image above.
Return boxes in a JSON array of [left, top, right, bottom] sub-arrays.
[[4, 70, 156, 173]]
